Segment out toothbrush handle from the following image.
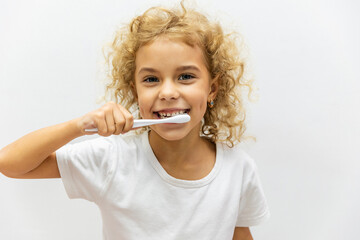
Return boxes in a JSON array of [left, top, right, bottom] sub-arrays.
[[132, 119, 159, 128], [84, 119, 159, 132]]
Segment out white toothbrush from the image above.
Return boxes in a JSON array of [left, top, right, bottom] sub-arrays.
[[84, 114, 191, 132]]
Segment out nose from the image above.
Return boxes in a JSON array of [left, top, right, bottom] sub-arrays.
[[158, 79, 180, 101]]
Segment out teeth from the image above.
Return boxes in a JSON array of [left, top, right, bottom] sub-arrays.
[[158, 110, 186, 118]]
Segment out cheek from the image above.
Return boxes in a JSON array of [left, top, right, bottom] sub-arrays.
[[138, 98, 148, 118], [189, 89, 208, 113], [136, 90, 154, 118], [199, 96, 207, 110]]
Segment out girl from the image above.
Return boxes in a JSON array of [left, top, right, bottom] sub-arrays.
[[0, 2, 269, 239]]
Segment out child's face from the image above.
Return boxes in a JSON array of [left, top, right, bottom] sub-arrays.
[[134, 37, 217, 141]]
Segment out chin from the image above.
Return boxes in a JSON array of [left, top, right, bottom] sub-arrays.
[[150, 126, 191, 142]]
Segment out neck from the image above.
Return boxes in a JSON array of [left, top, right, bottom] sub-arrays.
[[148, 125, 213, 167]]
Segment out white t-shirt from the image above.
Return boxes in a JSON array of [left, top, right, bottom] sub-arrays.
[[56, 131, 270, 240]]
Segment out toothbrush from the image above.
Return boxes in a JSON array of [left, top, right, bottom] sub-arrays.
[[84, 114, 191, 133]]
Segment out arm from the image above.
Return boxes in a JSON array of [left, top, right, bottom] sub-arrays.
[[0, 102, 133, 179], [0, 119, 82, 178], [233, 227, 253, 240]]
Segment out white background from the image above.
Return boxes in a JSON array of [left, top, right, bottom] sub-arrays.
[[1, 0, 359, 239]]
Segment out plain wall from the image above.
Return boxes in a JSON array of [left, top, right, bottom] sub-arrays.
[[1, 0, 359, 239]]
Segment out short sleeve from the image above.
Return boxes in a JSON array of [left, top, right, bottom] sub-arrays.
[[236, 156, 270, 226], [56, 137, 117, 203]]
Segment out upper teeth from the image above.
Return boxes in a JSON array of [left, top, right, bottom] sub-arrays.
[[158, 110, 185, 118]]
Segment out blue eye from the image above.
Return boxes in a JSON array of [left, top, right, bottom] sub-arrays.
[[179, 74, 194, 80], [144, 77, 159, 83]]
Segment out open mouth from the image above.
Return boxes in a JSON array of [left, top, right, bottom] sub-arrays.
[[153, 109, 190, 119]]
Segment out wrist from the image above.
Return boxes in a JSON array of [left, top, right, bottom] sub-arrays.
[[67, 118, 85, 138]]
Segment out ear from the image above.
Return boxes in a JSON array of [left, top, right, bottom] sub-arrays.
[[208, 75, 219, 101]]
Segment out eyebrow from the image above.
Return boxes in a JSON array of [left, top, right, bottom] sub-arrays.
[[137, 65, 201, 75]]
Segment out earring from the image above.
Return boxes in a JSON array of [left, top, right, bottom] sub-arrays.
[[208, 99, 214, 108]]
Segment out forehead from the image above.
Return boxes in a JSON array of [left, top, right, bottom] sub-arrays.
[[135, 37, 209, 74]]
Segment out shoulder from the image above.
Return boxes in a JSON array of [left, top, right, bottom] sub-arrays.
[[56, 132, 146, 175], [87, 130, 144, 148], [110, 130, 146, 151], [218, 142, 258, 173], [59, 131, 145, 159], [220, 143, 255, 165]]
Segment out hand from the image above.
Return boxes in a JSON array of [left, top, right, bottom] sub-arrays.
[[77, 102, 134, 136]]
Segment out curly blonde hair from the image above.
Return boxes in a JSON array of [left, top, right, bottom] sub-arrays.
[[103, 1, 254, 147]]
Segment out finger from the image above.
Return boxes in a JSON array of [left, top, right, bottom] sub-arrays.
[[118, 105, 134, 133], [105, 108, 116, 135], [105, 109, 115, 136], [113, 106, 125, 135], [96, 112, 108, 136]]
